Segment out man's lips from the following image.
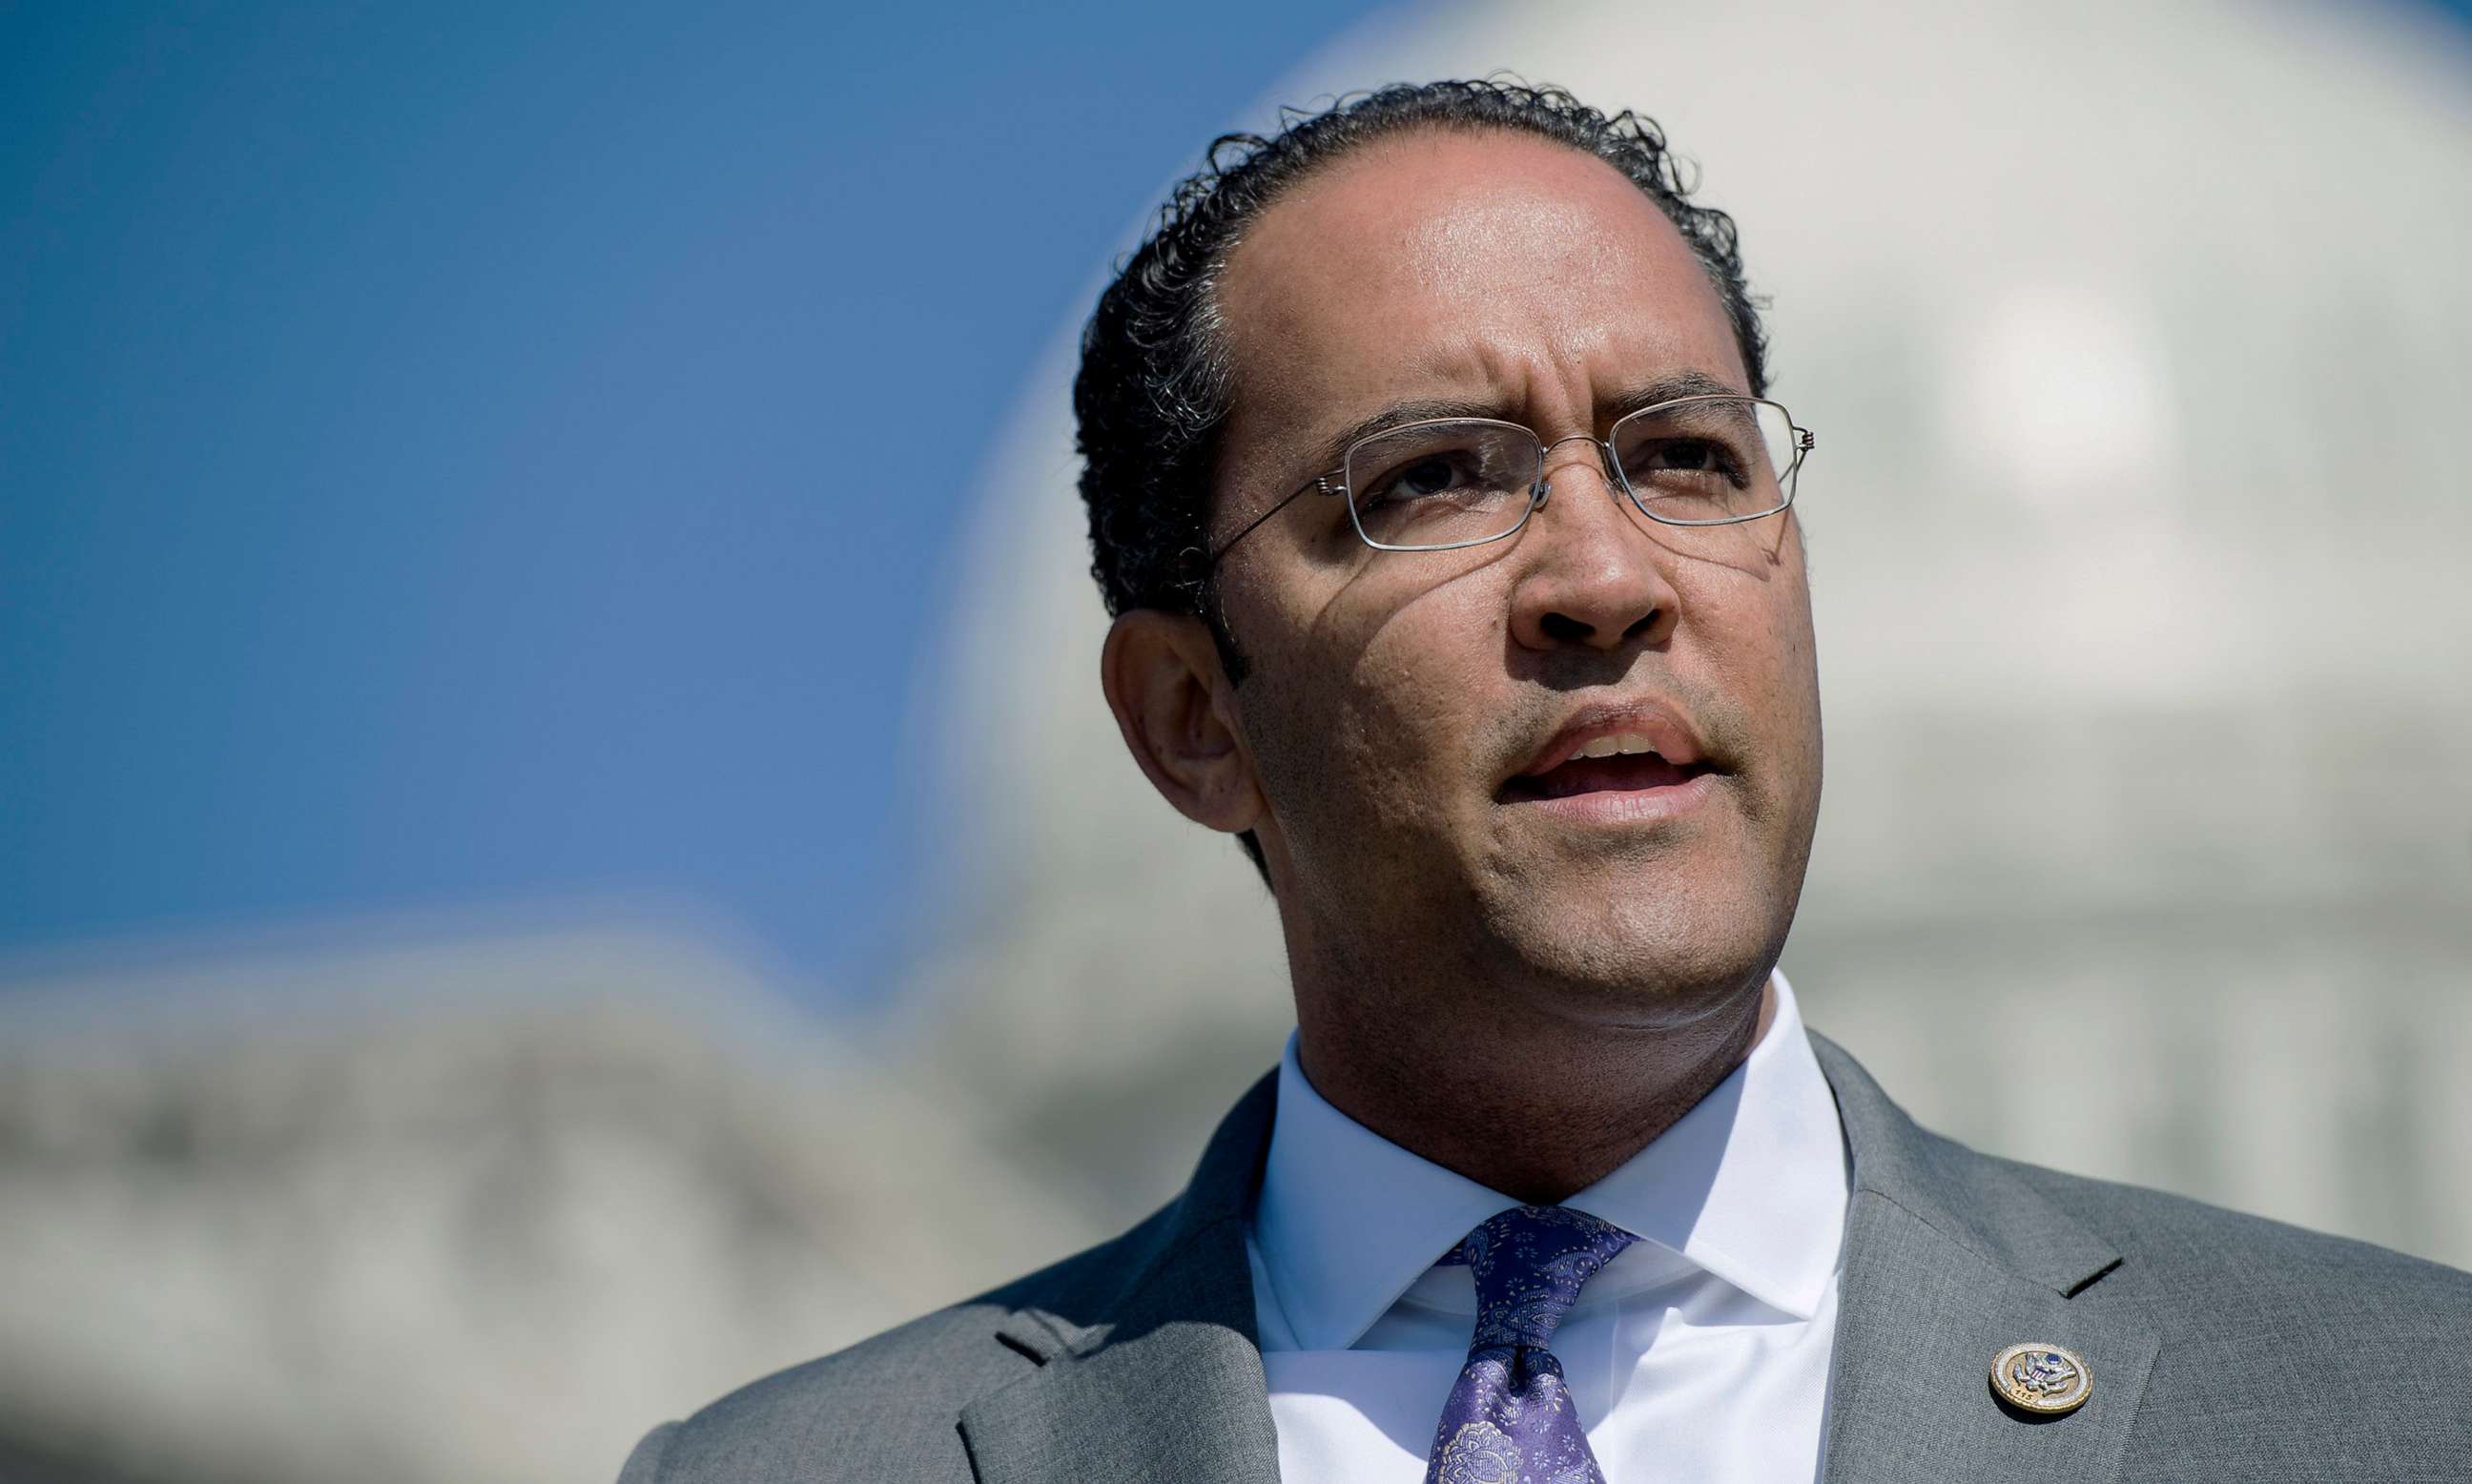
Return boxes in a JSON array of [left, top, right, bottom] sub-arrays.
[[1502, 752, 1705, 802], [1498, 701, 1719, 804]]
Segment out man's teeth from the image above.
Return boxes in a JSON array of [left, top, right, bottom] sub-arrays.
[[1574, 732, 1659, 761]]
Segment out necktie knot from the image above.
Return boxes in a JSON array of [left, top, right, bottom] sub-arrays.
[[1451, 1204, 1638, 1350], [1422, 1206, 1638, 1484]]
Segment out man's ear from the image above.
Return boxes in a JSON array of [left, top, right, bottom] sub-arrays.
[[1100, 609, 1267, 835]]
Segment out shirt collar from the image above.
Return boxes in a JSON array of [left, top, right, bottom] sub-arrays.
[[1250, 971, 1848, 1350]]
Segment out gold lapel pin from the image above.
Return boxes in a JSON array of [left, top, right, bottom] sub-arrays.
[[1990, 1342, 2092, 1415]]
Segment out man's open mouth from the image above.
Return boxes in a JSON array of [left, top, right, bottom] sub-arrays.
[[1493, 752, 1710, 801], [1499, 732, 1715, 802]]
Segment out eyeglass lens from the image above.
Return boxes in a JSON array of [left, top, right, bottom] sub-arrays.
[[1341, 398, 1802, 550], [1606, 398, 1801, 526], [1344, 423, 1542, 550]]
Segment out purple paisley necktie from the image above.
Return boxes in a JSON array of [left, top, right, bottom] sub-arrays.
[[1424, 1205, 1638, 1484]]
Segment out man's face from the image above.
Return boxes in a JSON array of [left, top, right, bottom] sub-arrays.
[[1205, 128, 1823, 1024]]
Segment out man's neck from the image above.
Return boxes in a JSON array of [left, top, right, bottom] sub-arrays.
[[1291, 975, 1775, 1206]]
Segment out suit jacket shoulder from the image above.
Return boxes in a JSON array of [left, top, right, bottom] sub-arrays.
[[619, 1078, 1277, 1484], [1891, 1094, 2472, 1324], [1995, 1149, 2472, 1473], [2003, 1141, 2472, 1312], [1810, 1036, 2472, 1481]]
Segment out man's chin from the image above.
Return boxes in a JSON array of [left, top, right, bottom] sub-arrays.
[[1473, 892, 1782, 1032]]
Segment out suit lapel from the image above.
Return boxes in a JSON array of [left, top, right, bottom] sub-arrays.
[[958, 1313, 1280, 1484], [1811, 1037, 2159, 1484], [958, 1075, 1282, 1484]]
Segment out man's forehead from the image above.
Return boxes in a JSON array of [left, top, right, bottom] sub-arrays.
[[1215, 128, 1743, 460], [1236, 130, 1670, 279]]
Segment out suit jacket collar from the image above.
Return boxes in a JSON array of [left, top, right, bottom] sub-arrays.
[[960, 1034, 2161, 1484], [1809, 1034, 2160, 1484], [1813, 1034, 2119, 1294], [958, 1072, 1281, 1484]]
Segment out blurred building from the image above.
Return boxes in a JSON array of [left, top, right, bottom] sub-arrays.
[[0, 923, 1099, 1484]]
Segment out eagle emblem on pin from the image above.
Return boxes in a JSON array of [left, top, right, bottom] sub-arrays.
[[1990, 1342, 2092, 1415]]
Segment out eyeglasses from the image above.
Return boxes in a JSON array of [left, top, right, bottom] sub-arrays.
[[1200, 395, 1814, 573]]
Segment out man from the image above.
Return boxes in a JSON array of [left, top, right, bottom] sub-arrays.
[[620, 80, 2471, 1482]]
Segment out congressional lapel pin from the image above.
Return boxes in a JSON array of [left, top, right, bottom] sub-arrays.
[[1990, 1342, 2092, 1416]]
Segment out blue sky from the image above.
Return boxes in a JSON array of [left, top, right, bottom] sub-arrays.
[[6, 1, 2466, 1007], [0, 0, 1389, 1002]]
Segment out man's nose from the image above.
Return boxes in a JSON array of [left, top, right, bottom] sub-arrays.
[[1507, 441, 1682, 654]]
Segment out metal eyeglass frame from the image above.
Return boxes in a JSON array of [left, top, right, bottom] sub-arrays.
[[1196, 394, 1815, 577]]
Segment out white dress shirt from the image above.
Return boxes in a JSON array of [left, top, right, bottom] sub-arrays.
[[1246, 973, 1849, 1484]]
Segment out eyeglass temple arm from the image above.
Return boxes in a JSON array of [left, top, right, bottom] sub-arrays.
[[1193, 469, 1345, 576]]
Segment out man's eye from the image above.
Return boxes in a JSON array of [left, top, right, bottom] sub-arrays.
[[1366, 454, 1476, 504], [1627, 438, 1748, 486]]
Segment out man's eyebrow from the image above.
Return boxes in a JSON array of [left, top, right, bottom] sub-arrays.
[[1601, 368, 1747, 420], [1294, 370, 1753, 481], [1295, 397, 1513, 481]]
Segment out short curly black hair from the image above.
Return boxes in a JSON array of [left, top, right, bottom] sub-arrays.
[[1074, 79, 1770, 884]]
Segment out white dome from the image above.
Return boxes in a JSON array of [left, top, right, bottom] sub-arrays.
[[915, 0, 2472, 1259]]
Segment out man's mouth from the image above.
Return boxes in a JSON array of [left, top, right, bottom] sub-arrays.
[[1500, 731, 1713, 802]]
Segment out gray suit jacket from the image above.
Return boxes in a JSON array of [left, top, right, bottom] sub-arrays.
[[619, 1035, 2472, 1481]]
